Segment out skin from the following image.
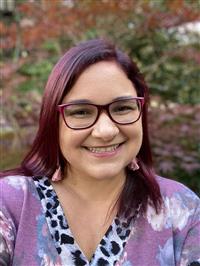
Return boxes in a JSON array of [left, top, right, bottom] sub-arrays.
[[52, 61, 143, 260], [60, 61, 143, 185]]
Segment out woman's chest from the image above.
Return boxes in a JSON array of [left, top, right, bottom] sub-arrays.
[[32, 177, 190, 266], [59, 195, 118, 261]]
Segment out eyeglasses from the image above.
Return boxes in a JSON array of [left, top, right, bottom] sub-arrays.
[[58, 97, 144, 130]]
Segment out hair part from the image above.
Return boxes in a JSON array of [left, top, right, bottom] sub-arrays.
[[2, 38, 162, 216]]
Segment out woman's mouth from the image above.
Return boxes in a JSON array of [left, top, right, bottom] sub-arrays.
[[83, 142, 124, 157], [85, 144, 120, 153]]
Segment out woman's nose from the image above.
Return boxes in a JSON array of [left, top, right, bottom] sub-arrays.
[[91, 112, 119, 141]]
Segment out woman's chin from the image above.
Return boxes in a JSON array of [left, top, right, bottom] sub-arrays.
[[85, 166, 125, 182]]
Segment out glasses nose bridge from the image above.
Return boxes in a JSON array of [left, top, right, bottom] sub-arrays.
[[96, 103, 112, 120]]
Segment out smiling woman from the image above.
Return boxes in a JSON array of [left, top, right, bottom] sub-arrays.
[[0, 39, 200, 266], [58, 61, 143, 184]]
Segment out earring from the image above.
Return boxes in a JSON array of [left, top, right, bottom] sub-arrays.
[[128, 159, 139, 171], [51, 166, 62, 182]]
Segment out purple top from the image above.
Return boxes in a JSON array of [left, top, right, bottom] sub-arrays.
[[0, 175, 200, 266]]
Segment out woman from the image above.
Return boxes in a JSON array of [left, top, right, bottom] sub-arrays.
[[0, 39, 199, 266]]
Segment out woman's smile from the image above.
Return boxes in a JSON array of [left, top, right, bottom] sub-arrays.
[[83, 142, 124, 158]]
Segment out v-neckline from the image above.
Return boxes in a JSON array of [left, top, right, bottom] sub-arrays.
[[33, 176, 139, 265]]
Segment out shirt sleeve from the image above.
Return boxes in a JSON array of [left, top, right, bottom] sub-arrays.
[[0, 210, 15, 266], [179, 200, 200, 266], [158, 176, 200, 265]]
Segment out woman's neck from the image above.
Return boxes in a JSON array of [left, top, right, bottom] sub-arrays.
[[60, 167, 126, 204]]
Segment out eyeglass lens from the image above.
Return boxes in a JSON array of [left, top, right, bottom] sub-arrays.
[[63, 99, 142, 129]]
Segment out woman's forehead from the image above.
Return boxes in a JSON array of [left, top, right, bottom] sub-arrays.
[[62, 61, 137, 104]]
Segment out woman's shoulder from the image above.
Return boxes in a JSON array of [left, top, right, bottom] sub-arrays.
[[156, 175, 199, 214], [144, 176, 200, 236], [0, 175, 39, 214], [0, 175, 42, 228], [156, 175, 199, 200], [154, 176, 199, 228], [0, 175, 35, 194]]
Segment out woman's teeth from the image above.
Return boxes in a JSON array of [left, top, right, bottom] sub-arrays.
[[86, 144, 120, 153]]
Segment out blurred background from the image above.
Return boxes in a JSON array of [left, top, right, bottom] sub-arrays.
[[0, 0, 200, 195]]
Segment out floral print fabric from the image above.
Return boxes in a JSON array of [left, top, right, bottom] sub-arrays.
[[0, 175, 200, 266]]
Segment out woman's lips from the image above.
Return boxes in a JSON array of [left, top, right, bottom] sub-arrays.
[[83, 143, 124, 157]]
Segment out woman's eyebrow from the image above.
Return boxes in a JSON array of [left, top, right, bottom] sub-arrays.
[[112, 95, 135, 101], [65, 96, 135, 104], [65, 99, 92, 104]]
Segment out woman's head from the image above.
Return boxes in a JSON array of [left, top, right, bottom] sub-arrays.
[[59, 61, 143, 181], [22, 38, 152, 178]]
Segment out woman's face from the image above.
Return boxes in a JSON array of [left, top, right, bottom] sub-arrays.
[[59, 61, 143, 180]]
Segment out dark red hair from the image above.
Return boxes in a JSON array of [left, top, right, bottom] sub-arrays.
[[2, 39, 162, 216]]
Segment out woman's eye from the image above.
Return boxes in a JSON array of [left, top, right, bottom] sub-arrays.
[[66, 109, 92, 117], [72, 110, 87, 115], [113, 105, 136, 113]]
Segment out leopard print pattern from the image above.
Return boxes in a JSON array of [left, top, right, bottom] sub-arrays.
[[33, 176, 140, 266]]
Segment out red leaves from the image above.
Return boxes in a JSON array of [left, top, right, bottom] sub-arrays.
[[149, 100, 200, 175], [1, 1, 200, 54]]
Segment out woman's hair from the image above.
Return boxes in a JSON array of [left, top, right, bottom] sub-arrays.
[[2, 39, 162, 216]]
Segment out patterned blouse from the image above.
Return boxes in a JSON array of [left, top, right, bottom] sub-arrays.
[[0, 175, 200, 266]]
